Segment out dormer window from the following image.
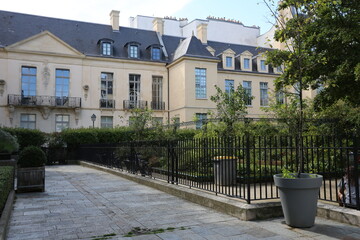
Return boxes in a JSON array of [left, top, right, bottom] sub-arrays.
[[129, 45, 138, 58], [102, 43, 111, 55], [244, 58, 250, 69], [152, 47, 161, 60], [226, 57, 232, 67], [221, 48, 236, 70], [98, 38, 114, 56], [240, 51, 253, 71], [260, 60, 266, 71], [125, 41, 141, 59]]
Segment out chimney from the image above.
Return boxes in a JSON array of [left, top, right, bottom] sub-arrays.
[[110, 10, 120, 31], [197, 23, 208, 44], [152, 18, 164, 35]]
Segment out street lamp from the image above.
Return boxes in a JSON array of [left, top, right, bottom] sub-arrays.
[[91, 114, 96, 128]]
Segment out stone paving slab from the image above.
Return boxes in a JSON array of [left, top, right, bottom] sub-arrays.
[[6, 165, 360, 240]]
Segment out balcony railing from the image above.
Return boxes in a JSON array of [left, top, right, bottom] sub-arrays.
[[8, 94, 81, 108], [151, 101, 165, 110], [123, 100, 147, 110], [100, 99, 115, 109]]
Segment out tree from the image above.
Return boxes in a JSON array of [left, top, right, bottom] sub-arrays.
[[265, 0, 360, 108], [210, 85, 249, 138]]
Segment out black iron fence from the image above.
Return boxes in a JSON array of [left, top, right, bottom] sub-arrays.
[[8, 94, 81, 108], [78, 135, 359, 209]]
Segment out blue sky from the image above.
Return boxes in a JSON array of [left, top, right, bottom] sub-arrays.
[[0, 0, 276, 34]]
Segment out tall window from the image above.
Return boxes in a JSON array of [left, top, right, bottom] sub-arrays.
[[101, 73, 113, 99], [195, 68, 206, 99], [152, 117, 163, 126], [276, 90, 285, 105], [129, 45, 138, 58], [129, 74, 141, 104], [243, 81, 252, 106], [21, 67, 36, 96], [244, 58, 250, 69], [20, 114, 36, 129], [226, 57, 232, 67], [102, 42, 111, 55], [152, 76, 163, 110], [101, 116, 113, 128], [225, 79, 234, 94], [260, 82, 269, 106], [260, 60, 266, 71], [152, 47, 161, 60], [196, 113, 207, 129], [56, 69, 69, 97], [55, 115, 69, 132]]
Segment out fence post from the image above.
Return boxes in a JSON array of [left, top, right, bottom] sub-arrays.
[[353, 132, 360, 210], [245, 134, 251, 204]]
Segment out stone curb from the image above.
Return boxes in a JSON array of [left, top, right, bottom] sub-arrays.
[[77, 161, 360, 227], [0, 190, 15, 240]]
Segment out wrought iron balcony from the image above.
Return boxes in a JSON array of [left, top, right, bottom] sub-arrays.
[[100, 99, 115, 109], [8, 94, 81, 108], [123, 100, 148, 110], [151, 101, 165, 110]]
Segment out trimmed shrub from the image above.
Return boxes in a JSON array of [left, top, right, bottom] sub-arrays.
[[0, 129, 19, 153], [18, 146, 46, 168], [0, 166, 14, 215], [2, 128, 46, 150]]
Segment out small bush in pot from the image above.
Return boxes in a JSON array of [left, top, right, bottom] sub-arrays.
[[18, 146, 46, 168]]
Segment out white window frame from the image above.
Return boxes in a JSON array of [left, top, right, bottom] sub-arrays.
[[195, 68, 207, 99], [20, 114, 36, 129]]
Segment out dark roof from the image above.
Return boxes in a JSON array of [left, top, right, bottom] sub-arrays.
[[0, 10, 274, 72], [0, 10, 164, 62]]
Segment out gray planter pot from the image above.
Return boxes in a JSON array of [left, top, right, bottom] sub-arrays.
[[274, 173, 323, 228]]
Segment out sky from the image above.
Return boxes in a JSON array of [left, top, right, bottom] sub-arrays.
[[0, 0, 277, 34]]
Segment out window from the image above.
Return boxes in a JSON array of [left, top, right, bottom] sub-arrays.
[[101, 73, 113, 99], [276, 66, 282, 73], [101, 116, 113, 128], [276, 90, 285, 105], [226, 57, 232, 68], [260, 60, 266, 71], [260, 82, 269, 106], [55, 115, 69, 132], [102, 42, 112, 56], [152, 117, 163, 126], [55, 69, 69, 97], [243, 81, 252, 106], [225, 79, 234, 94], [195, 68, 206, 99], [152, 76, 163, 110], [21, 66, 36, 97], [151, 47, 161, 60], [195, 113, 207, 129], [20, 114, 36, 129], [244, 58, 250, 69], [129, 74, 141, 105], [129, 45, 138, 58]]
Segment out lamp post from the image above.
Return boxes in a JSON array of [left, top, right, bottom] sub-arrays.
[[91, 114, 96, 128]]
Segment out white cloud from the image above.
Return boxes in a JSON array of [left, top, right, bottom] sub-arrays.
[[0, 0, 193, 26]]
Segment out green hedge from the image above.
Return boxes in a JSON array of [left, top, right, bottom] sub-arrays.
[[0, 166, 14, 215], [1, 128, 46, 150]]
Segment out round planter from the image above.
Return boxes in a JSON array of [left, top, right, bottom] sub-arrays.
[[274, 173, 323, 228]]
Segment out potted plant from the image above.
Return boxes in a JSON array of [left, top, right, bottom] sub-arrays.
[[17, 146, 46, 193], [0, 129, 19, 160]]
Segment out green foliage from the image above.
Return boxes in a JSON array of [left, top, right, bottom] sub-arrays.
[[0, 166, 14, 215], [0, 129, 19, 153], [1, 128, 46, 150], [281, 168, 296, 179], [210, 85, 249, 137], [18, 146, 46, 168], [61, 128, 99, 148]]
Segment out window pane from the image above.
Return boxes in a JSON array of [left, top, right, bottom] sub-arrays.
[[260, 82, 269, 106], [101, 73, 113, 99], [196, 113, 207, 129], [195, 68, 206, 99], [20, 114, 36, 129], [226, 57, 232, 67], [56, 69, 70, 97], [101, 116, 113, 128], [55, 115, 69, 132], [260, 60, 266, 71], [130, 45, 138, 58], [243, 81, 252, 105], [21, 67, 37, 96], [225, 79, 234, 94], [152, 48, 161, 60], [244, 58, 250, 69]]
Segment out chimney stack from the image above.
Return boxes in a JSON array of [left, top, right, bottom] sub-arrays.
[[197, 23, 208, 44], [110, 10, 120, 31], [152, 18, 164, 35]]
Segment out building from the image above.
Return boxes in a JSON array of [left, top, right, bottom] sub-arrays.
[[0, 10, 287, 132]]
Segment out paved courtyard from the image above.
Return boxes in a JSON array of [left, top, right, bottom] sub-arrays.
[[7, 165, 360, 240]]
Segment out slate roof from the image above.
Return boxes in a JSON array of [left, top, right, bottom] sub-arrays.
[[0, 10, 274, 72]]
